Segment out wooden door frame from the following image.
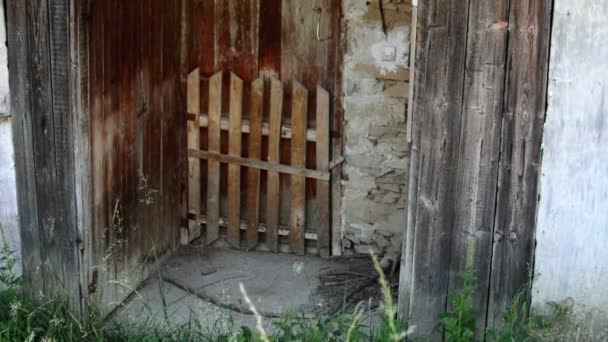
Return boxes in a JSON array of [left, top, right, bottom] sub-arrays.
[[7, 0, 90, 314]]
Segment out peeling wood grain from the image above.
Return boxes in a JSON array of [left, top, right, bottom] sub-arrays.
[[488, 0, 552, 329]]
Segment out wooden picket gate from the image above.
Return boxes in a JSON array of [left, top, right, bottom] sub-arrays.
[[183, 69, 335, 256]]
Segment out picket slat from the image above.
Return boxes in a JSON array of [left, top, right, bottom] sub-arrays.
[[316, 86, 331, 257], [266, 78, 283, 253], [247, 78, 264, 249], [206, 71, 222, 244], [227, 73, 244, 248], [290, 81, 308, 255], [186, 69, 201, 244]]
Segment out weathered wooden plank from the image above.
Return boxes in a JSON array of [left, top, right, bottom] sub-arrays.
[[447, 0, 510, 338], [258, 0, 282, 76], [216, 0, 259, 81], [207, 72, 223, 244], [247, 78, 264, 249], [227, 73, 243, 247], [200, 0, 215, 76], [315, 86, 330, 258], [35, 0, 81, 304], [281, 0, 331, 91], [398, 0, 470, 338], [266, 78, 283, 252], [290, 81, 308, 255], [488, 0, 552, 329], [187, 68, 201, 243], [160, 0, 185, 250], [49, 0, 86, 308], [70, 0, 92, 315], [28, 0, 60, 300], [89, 0, 110, 305], [6, 0, 44, 300], [188, 149, 329, 181]]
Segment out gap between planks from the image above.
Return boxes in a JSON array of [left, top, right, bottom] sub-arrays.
[[187, 213, 319, 241], [189, 112, 319, 142]]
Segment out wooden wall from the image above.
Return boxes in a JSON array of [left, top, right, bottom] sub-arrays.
[[399, 0, 552, 338], [87, 0, 188, 311], [86, 0, 343, 308]]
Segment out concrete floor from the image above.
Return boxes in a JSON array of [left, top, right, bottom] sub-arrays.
[[110, 246, 382, 332]]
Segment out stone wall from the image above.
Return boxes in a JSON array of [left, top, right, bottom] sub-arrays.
[[0, 2, 21, 280], [339, 0, 411, 256]]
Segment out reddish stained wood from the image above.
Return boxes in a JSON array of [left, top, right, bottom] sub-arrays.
[[266, 78, 283, 253], [259, 0, 282, 75], [247, 78, 264, 249], [85, 0, 187, 310], [200, 0, 215, 76], [290, 81, 308, 255], [216, 0, 259, 81], [227, 73, 244, 247]]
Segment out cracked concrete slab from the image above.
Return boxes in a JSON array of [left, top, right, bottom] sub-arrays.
[[110, 247, 380, 332]]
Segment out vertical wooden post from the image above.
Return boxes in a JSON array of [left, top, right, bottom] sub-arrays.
[[206, 72, 223, 244], [186, 68, 201, 244], [488, 0, 552, 328], [247, 77, 264, 249], [316, 86, 331, 258], [7, 0, 84, 311], [290, 81, 308, 255], [447, 0, 510, 338], [6, 0, 44, 301], [227, 73, 243, 247], [266, 78, 283, 253], [398, 0, 469, 336]]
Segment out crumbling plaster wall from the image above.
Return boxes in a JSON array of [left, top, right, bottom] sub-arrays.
[[339, 0, 411, 256], [0, 1, 21, 279], [532, 0, 608, 333]]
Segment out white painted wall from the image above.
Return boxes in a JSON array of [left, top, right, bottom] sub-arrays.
[[532, 0, 608, 331], [0, 1, 21, 279]]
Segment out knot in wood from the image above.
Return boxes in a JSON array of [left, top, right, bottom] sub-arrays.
[[494, 230, 505, 242]]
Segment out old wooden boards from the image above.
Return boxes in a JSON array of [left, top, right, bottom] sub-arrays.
[[399, 0, 552, 339], [6, 0, 82, 309], [185, 69, 331, 255]]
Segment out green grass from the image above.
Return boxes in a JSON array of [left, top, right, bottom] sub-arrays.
[[0, 224, 411, 341], [0, 223, 594, 341]]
